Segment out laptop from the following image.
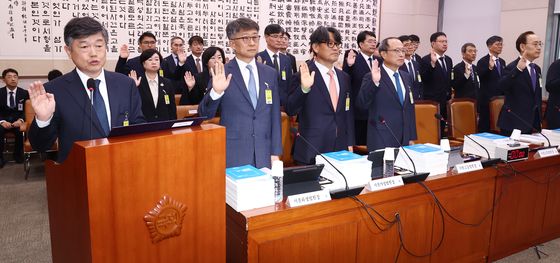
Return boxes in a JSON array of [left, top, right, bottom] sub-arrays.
[[108, 116, 206, 137], [283, 164, 324, 197]]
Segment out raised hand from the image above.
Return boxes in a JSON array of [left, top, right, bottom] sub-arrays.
[[177, 49, 187, 65], [28, 81, 55, 122], [128, 70, 142, 87], [370, 59, 381, 84], [210, 60, 232, 94], [119, 44, 129, 59], [489, 55, 495, 70], [299, 63, 315, 90], [430, 49, 438, 68], [183, 71, 196, 90], [517, 52, 527, 71], [346, 49, 356, 67]]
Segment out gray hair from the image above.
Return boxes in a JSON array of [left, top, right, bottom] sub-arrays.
[[63, 17, 109, 47], [225, 18, 259, 39], [378, 37, 400, 52]]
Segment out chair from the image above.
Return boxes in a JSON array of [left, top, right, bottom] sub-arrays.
[[174, 94, 181, 106], [2, 110, 26, 162], [176, 105, 198, 119], [489, 96, 504, 134], [413, 100, 441, 145], [23, 100, 58, 179], [280, 112, 294, 166], [447, 98, 477, 142]]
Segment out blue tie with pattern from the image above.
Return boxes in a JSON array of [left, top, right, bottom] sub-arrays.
[[246, 65, 258, 109], [92, 79, 110, 136], [393, 72, 404, 105]]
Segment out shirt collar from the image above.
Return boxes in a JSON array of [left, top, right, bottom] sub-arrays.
[[359, 50, 373, 62], [237, 58, 257, 71], [463, 60, 473, 67], [382, 63, 398, 76], [314, 60, 336, 76], [520, 56, 534, 67], [436, 53, 446, 60], [75, 68, 105, 88], [266, 48, 279, 60]]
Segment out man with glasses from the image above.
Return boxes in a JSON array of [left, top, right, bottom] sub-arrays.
[[357, 37, 417, 151], [198, 18, 282, 169], [257, 24, 293, 107], [279, 32, 298, 74], [409, 34, 422, 63], [477, 35, 506, 132], [398, 35, 423, 100], [115, 32, 174, 79], [287, 26, 354, 165], [498, 31, 543, 135], [421, 32, 452, 137], [452, 43, 479, 100], [343, 30, 382, 146], [164, 36, 187, 93]]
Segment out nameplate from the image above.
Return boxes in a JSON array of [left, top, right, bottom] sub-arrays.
[[188, 109, 198, 114], [366, 176, 404, 192], [535, 147, 560, 159], [172, 121, 194, 128], [453, 161, 483, 174], [286, 189, 331, 208]]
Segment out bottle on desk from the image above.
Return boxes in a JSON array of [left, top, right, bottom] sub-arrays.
[[383, 147, 395, 178], [271, 160, 284, 203]]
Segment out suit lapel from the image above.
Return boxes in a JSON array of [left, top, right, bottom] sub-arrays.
[[63, 70, 105, 135], [256, 63, 268, 111], [334, 68, 347, 112], [381, 67, 402, 106], [229, 59, 254, 108], [259, 51, 272, 66], [105, 72, 120, 128], [139, 77, 156, 111], [309, 62, 335, 112], [399, 69, 413, 105]]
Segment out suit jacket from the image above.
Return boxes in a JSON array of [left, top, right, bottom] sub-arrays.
[[163, 54, 186, 94], [497, 58, 542, 133], [342, 49, 383, 120], [287, 52, 297, 74], [477, 54, 505, 101], [287, 61, 355, 164], [399, 59, 423, 100], [180, 71, 209, 105], [115, 55, 176, 80], [412, 53, 422, 64], [420, 54, 453, 102], [357, 67, 417, 151], [138, 76, 177, 122], [28, 70, 145, 163], [452, 61, 480, 100], [198, 58, 282, 168], [545, 59, 560, 129], [256, 50, 293, 107], [0, 87, 29, 123]]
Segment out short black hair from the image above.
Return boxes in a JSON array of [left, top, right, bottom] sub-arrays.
[[398, 35, 411, 43], [378, 37, 400, 52], [309, 26, 342, 55], [47, 69, 63, 81], [486, 35, 503, 47], [356, 30, 376, 45], [284, 32, 291, 39], [264, 24, 284, 36], [226, 18, 259, 39], [201, 46, 226, 69], [461, 43, 476, 53], [139, 49, 163, 65], [63, 17, 108, 47], [138, 32, 156, 44], [516, 31, 535, 53], [188, 35, 204, 46], [409, 34, 420, 42], [2, 68, 18, 78], [170, 36, 184, 44], [430, 32, 447, 43]]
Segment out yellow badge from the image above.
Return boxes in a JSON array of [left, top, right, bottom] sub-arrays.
[[123, 120, 129, 126], [345, 93, 350, 111], [123, 112, 129, 126], [539, 77, 543, 87], [265, 89, 273, 105], [281, 70, 287, 81], [159, 69, 164, 77], [409, 90, 414, 104], [451, 71, 454, 80], [164, 94, 170, 105], [417, 73, 422, 83]]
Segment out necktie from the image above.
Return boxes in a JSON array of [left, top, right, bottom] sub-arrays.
[[327, 70, 338, 111], [529, 63, 537, 91], [246, 64, 258, 109], [196, 58, 202, 73], [393, 72, 404, 105], [470, 65, 475, 81], [368, 57, 373, 69], [174, 55, 179, 66], [273, 54, 279, 71], [8, 91, 15, 109], [439, 57, 447, 74], [495, 58, 501, 76], [407, 62, 415, 81], [92, 79, 110, 136]]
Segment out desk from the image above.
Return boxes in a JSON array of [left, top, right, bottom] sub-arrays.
[[227, 155, 560, 263]]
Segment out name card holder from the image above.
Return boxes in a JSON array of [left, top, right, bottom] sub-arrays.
[[452, 161, 483, 174], [535, 147, 560, 159], [286, 189, 331, 208], [366, 176, 404, 192]]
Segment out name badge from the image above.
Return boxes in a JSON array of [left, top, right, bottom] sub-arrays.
[[417, 73, 422, 83], [286, 189, 331, 208], [265, 83, 273, 104], [409, 90, 414, 104], [451, 71, 454, 80], [158, 69, 164, 77], [18, 103, 23, 111], [281, 70, 287, 81], [539, 77, 543, 87], [476, 75, 480, 83], [164, 94, 170, 105], [366, 176, 404, 192], [345, 93, 350, 111], [123, 112, 129, 126]]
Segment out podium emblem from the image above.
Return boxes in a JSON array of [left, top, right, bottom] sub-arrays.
[[144, 195, 188, 243]]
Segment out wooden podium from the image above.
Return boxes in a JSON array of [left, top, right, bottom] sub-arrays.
[[45, 124, 226, 263]]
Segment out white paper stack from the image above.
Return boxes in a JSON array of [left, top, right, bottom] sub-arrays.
[[395, 144, 449, 176], [541, 129, 560, 147], [462, 132, 511, 158], [315, 151, 372, 192], [225, 165, 275, 212]]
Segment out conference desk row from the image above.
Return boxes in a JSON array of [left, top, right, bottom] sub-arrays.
[[226, 154, 560, 263]]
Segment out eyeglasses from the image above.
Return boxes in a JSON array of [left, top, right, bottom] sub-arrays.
[[323, 41, 342, 49], [231, 35, 261, 44], [528, 41, 543, 47], [267, 34, 283, 39], [141, 41, 156, 45], [386, 49, 406, 54], [364, 40, 377, 45]]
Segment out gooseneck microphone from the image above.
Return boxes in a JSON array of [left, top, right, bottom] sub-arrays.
[[87, 78, 96, 140], [378, 116, 419, 176], [505, 108, 552, 147]]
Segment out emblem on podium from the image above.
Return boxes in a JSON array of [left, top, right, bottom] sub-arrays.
[[144, 195, 188, 243]]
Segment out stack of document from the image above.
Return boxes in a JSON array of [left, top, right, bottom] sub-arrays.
[[395, 144, 449, 176], [315, 151, 372, 192], [225, 165, 274, 212], [541, 129, 560, 147], [462, 132, 511, 158]]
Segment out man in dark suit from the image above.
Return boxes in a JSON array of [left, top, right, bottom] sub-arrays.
[[198, 18, 282, 169], [420, 32, 453, 136], [0, 68, 29, 166], [256, 24, 293, 107], [28, 17, 145, 163], [399, 35, 423, 100], [280, 32, 297, 74], [498, 31, 543, 135], [357, 37, 417, 151], [342, 30, 381, 146], [181, 36, 205, 77], [287, 26, 355, 165], [164, 36, 186, 93], [115, 32, 174, 80], [409, 34, 423, 63], [452, 43, 480, 100], [545, 59, 560, 129], [477, 35, 506, 132]]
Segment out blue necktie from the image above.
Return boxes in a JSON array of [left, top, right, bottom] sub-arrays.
[[92, 79, 110, 136], [440, 57, 447, 74], [495, 59, 502, 77], [8, 91, 15, 109], [529, 63, 537, 91], [246, 65, 258, 109], [393, 72, 404, 105], [408, 62, 415, 81]]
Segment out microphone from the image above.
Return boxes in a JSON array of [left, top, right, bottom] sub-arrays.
[[505, 108, 552, 148], [290, 127, 358, 198], [87, 78, 96, 140], [378, 116, 429, 182], [435, 113, 500, 167]]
